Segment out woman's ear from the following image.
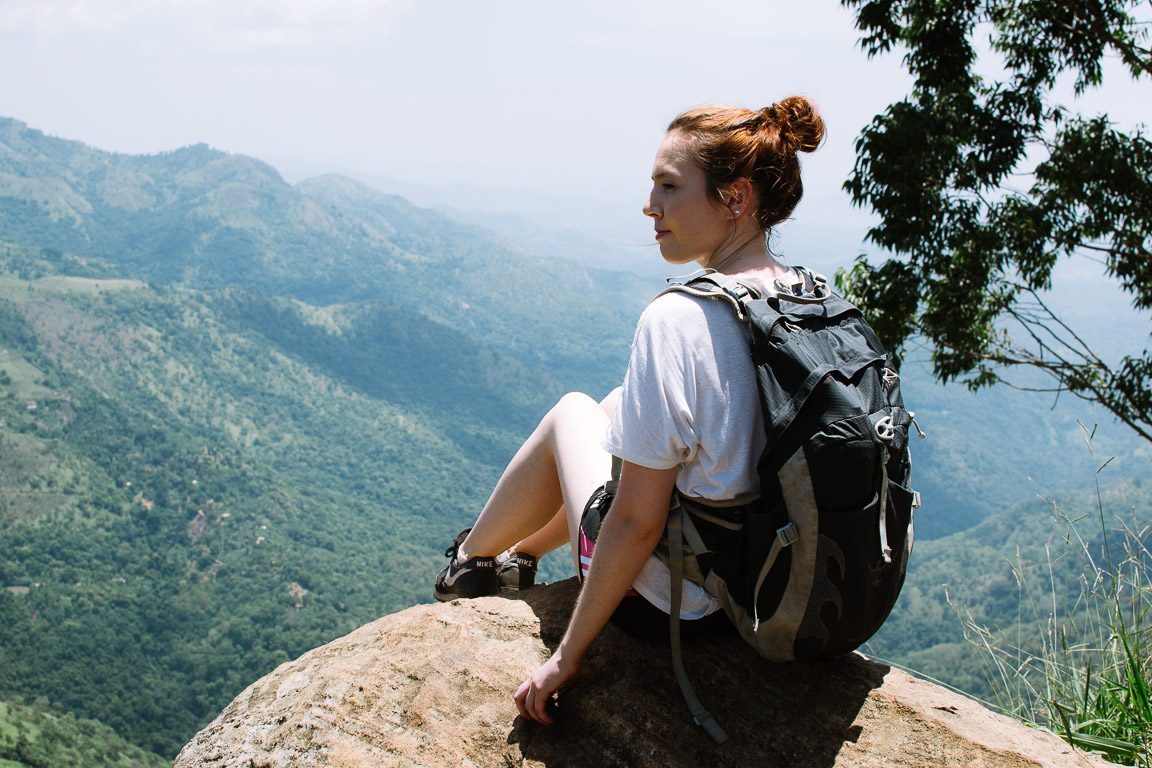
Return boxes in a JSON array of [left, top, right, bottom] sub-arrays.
[[725, 178, 754, 218]]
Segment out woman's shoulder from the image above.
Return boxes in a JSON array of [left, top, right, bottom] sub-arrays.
[[633, 288, 750, 361], [636, 290, 729, 341], [642, 289, 711, 322]]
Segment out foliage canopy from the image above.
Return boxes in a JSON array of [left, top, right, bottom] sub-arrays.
[[838, 0, 1152, 441]]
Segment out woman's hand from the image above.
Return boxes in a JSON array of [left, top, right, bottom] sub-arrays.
[[514, 647, 581, 724]]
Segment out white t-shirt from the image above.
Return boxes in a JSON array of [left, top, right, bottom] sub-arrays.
[[601, 284, 768, 617]]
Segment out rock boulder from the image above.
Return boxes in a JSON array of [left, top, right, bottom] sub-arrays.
[[174, 579, 1114, 768]]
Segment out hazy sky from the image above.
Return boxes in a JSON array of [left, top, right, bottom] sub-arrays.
[[1, 0, 1147, 273]]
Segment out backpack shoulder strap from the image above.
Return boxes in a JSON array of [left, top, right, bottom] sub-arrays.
[[656, 269, 759, 745], [655, 269, 760, 322], [657, 266, 838, 313]]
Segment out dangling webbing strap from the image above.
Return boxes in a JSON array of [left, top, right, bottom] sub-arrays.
[[877, 458, 892, 565], [668, 499, 729, 744], [612, 455, 728, 742], [751, 522, 798, 631]]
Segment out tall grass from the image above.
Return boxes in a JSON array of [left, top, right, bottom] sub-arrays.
[[959, 424, 1151, 766]]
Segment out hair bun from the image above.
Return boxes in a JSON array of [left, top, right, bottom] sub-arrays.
[[666, 98, 825, 231], [762, 97, 824, 154]]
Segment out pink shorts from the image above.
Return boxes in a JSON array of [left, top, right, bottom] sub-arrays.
[[578, 485, 639, 596]]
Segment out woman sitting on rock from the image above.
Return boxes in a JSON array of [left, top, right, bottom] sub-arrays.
[[433, 98, 826, 725]]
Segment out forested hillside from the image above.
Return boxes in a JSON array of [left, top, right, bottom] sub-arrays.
[[0, 116, 1147, 762], [867, 478, 1152, 698], [0, 117, 656, 760], [0, 255, 536, 755], [0, 699, 166, 768]]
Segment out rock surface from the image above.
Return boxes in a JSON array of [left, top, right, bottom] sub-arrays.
[[174, 579, 1114, 768]]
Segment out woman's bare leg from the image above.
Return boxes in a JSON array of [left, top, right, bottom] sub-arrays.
[[504, 509, 569, 563], [457, 392, 612, 563], [490, 387, 624, 567]]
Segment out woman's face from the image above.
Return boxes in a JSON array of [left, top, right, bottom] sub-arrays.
[[644, 130, 732, 268]]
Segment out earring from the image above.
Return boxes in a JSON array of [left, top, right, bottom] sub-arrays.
[[734, 210, 741, 215]]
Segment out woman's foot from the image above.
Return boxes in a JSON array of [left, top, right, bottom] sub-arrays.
[[434, 529, 499, 601], [497, 551, 539, 592]]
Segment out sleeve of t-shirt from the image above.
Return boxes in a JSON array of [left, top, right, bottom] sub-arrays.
[[601, 293, 706, 469]]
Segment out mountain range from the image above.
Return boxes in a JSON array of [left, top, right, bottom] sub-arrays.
[[0, 115, 1146, 762]]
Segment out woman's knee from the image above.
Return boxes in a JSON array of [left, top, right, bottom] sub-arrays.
[[551, 391, 601, 420], [537, 392, 610, 457], [546, 392, 611, 479], [546, 392, 611, 445]]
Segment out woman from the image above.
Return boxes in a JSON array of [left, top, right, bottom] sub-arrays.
[[433, 97, 826, 725]]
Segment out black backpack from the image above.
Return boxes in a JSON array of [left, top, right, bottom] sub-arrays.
[[656, 267, 922, 743]]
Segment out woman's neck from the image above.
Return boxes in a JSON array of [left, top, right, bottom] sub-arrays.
[[701, 231, 788, 282]]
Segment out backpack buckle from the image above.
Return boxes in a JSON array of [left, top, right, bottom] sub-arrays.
[[875, 415, 896, 442], [776, 522, 798, 547], [773, 268, 830, 304]]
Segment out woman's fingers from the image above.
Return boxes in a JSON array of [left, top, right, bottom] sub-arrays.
[[513, 678, 534, 721], [515, 653, 577, 725], [514, 677, 554, 724], [530, 683, 555, 725]]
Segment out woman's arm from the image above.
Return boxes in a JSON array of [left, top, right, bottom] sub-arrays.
[[514, 459, 678, 724]]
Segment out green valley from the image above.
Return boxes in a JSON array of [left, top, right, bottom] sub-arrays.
[[0, 116, 1148, 763]]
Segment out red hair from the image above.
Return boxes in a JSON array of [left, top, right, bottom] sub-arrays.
[[668, 97, 825, 232]]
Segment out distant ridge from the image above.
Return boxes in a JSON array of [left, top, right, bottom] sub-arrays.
[[0, 114, 655, 392]]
